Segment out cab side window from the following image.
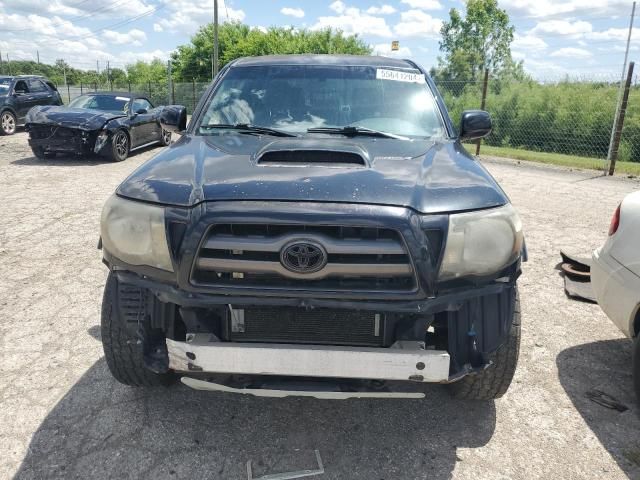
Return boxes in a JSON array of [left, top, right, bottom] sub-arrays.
[[132, 98, 153, 113], [28, 79, 47, 93], [14, 80, 29, 93]]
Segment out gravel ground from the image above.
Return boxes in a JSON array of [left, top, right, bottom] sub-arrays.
[[1, 130, 640, 480]]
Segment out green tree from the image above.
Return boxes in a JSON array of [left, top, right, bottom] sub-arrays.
[[171, 22, 371, 81], [434, 0, 516, 83], [126, 59, 168, 84]]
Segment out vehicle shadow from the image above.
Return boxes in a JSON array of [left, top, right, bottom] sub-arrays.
[[12, 359, 496, 480], [557, 339, 640, 478]]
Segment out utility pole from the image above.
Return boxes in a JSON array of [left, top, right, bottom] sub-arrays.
[[0, 51, 3, 75], [96, 59, 100, 75], [36, 50, 40, 64], [213, 0, 219, 79], [608, 62, 635, 175], [606, 0, 636, 174], [6, 53, 11, 75]]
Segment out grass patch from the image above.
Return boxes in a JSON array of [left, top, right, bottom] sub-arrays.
[[465, 144, 640, 176]]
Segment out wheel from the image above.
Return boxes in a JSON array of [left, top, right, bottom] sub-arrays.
[[448, 289, 521, 400], [107, 130, 129, 162], [634, 335, 640, 407], [101, 272, 175, 386], [160, 128, 172, 146], [1, 111, 16, 135]]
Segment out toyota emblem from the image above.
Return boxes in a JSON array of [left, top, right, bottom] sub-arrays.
[[280, 241, 327, 274]]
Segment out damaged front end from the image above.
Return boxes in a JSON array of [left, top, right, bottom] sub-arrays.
[[101, 198, 523, 397], [26, 124, 111, 156]]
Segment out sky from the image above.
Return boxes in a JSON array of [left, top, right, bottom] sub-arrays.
[[0, 0, 638, 79]]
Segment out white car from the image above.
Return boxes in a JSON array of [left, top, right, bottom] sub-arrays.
[[591, 190, 640, 402]]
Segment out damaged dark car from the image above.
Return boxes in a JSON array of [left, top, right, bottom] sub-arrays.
[[99, 55, 525, 401], [25, 92, 178, 161]]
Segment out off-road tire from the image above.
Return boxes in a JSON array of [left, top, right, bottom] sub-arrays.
[[633, 335, 640, 407], [448, 289, 521, 400], [101, 272, 175, 386], [106, 130, 129, 162], [1, 110, 17, 135]]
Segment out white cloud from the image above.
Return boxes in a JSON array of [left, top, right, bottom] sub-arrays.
[[512, 33, 548, 51], [400, 0, 443, 10], [529, 20, 593, 37], [153, 0, 245, 33], [312, 2, 393, 37], [330, 1, 347, 14], [500, 0, 629, 19], [10, 0, 152, 18], [103, 29, 147, 47], [281, 7, 305, 18], [366, 5, 397, 14], [372, 42, 413, 57], [393, 9, 442, 37], [549, 47, 592, 58]]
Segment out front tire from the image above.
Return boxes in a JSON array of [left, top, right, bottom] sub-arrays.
[[1, 111, 16, 135], [160, 128, 172, 146], [448, 289, 521, 400], [107, 130, 129, 162], [101, 272, 175, 386]]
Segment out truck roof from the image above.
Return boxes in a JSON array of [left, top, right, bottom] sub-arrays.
[[231, 54, 417, 69]]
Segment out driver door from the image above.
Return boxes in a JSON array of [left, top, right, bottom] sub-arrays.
[[129, 98, 159, 148], [12, 80, 35, 121]]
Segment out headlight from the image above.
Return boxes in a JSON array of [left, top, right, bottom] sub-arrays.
[[438, 203, 523, 281], [94, 130, 108, 153], [100, 194, 174, 272]]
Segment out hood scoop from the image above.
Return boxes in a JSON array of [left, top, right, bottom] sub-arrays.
[[255, 139, 369, 167]]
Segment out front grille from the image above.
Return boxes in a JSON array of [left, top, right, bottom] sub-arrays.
[[191, 224, 415, 292], [228, 307, 384, 346], [29, 125, 82, 140]]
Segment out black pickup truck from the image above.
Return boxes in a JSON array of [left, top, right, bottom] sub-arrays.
[[99, 55, 525, 400]]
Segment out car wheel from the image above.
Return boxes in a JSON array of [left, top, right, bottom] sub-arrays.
[[634, 334, 640, 407], [101, 272, 176, 387], [108, 130, 130, 162], [448, 288, 521, 400], [160, 129, 172, 146], [0, 111, 16, 135]]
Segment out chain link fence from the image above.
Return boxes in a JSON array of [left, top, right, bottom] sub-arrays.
[[434, 74, 640, 166], [61, 81, 210, 114]]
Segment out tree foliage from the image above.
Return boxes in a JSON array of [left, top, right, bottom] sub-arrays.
[[434, 0, 518, 83], [170, 22, 371, 81]]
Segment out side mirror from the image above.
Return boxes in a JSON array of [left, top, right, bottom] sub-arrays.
[[159, 105, 187, 134], [135, 108, 147, 115], [459, 110, 492, 141]]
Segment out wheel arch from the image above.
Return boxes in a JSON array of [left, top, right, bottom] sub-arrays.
[[633, 305, 640, 338]]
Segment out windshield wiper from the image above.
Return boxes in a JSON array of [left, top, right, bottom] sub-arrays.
[[200, 123, 296, 137], [307, 126, 409, 140]]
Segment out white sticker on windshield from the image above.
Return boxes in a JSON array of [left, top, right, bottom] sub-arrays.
[[115, 96, 129, 101], [376, 69, 426, 84]]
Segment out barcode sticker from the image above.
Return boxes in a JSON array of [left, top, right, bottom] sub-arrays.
[[376, 69, 426, 84]]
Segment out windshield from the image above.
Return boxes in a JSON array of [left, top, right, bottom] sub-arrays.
[[197, 65, 445, 139], [0, 78, 11, 94], [67, 94, 130, 114]]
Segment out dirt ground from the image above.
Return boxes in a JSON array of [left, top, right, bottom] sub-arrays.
[[1, 129, 639, 480]]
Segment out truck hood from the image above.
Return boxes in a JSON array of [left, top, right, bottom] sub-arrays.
[[25, 105, 126, 130], [117, 134, 508, 214]]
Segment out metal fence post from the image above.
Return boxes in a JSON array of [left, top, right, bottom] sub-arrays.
[[148, 80, 152, 98], [128, 79, 131, 92], [80, 82, 83, 95], [67, 83, 71, 104], [475, 69, 490, 156], [608, 61, 635, 175], [192, 78, 196, 113]]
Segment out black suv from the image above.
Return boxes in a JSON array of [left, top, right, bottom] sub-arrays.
[[99, 55, 525, 400], [0, 75, 63, 135]]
